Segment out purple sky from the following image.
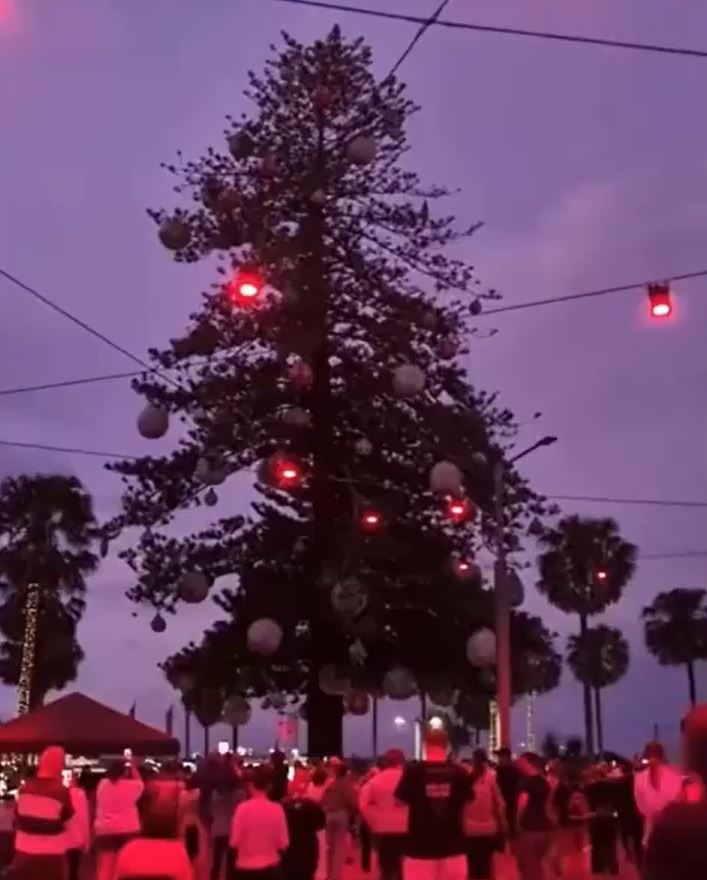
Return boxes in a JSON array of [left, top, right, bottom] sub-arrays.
[[1, 0, 707, 756]]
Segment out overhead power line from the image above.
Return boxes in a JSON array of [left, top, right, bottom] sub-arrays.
[[1, 436, 707, 513], [0, 372, 142, 398], [480, 269, 707, 317], [274, 0, 707, 60], [1, 264, 705, 401]]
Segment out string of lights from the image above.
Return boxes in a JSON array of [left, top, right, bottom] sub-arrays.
[[273, 0, 707, 61], [2, 436, 707, 517], [0, 371, 142, 398]]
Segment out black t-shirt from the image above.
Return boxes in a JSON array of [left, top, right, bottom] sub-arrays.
[[395, 761, 473, 859], [518, 775, 553, 832], [644, 800, 707, 880]]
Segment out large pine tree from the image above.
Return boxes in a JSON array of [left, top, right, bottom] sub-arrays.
[[108, 27, 559, 755]]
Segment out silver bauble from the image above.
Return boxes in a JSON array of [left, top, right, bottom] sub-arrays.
[[158, 218, 190, 251], [392, 364, 425, 397], [466, 628, 496, 667], [247, 618, 283, 656], [137, 404, 169, 440], [178, 571, 210, 604]]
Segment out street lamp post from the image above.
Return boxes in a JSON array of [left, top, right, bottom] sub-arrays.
[[494, 435, 557, 750]]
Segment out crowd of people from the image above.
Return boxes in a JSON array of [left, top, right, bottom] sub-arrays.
[[3, 706, 707, 880]]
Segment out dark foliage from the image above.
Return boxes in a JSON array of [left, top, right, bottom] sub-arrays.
[[567, 624, 630, 690], [106, 28, 560, 728], [0, 474, 98, 704]]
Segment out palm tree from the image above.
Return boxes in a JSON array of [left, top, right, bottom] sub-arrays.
[[537, 515, 636, 754], [567, 624, 630, 753], [0, 474, 98, 708], [642, 588, 707, 705]]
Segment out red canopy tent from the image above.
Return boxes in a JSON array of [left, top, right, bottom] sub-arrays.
[[0, 692, 179, 756]]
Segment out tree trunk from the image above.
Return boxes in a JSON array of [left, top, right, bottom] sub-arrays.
[[594, 687, 604, 753], [372, 697, 379, 760], [306, 121, 343, 757], [687, 660, 697, 706], [184, 709, 192, 758], [203, 725, 210, 756], [231, 725, 239, 752], [579, 614, 595, 755]]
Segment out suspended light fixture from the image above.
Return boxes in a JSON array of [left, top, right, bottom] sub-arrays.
[[647, 282, 673, 319]]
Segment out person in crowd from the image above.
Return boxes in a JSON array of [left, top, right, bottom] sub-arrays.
[[494, 748, 520, 839], [181, 773, 210, 880], [0, 789, 16, 873], [633, 741, 683, 848], [359, 749, 408, 880], [610, 762, 643, 869], [644, 705, 707, 880], [394, 727, 473, 880], [282, 787, 326, 880], [515, 753, 555, 880], [585, 763, 620, 876], [321, 763, 358, 880], [269, 750, 290, 803], [462, 749, 507, 880], [306, 767, 330, 880], [12, 746, 73, 880], [65, 772, 90, 880], [551, 764, 589, 879], [113, 775, 194, 880], [94, 754, 144, 880], [211, 769, 246, 880], [230, 764, 289, 879], [290, 761, 312, 799]]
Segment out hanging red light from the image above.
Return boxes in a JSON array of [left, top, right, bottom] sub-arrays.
[[273, 457, 301, 489], [647, 282, 672, 319], [445, 496, 473, 523], [227, 268, 263, 305], [595, 568, 608, 584], [359, 508, 383, 533]]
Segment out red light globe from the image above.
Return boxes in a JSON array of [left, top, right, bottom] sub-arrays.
[[227, 269, 263, 305], [595, 568, 608, 583], [647, 283, 672, 319], [274, 458, 301, 489], [359, 508, 383, 533], [446, 496, 473, 523]]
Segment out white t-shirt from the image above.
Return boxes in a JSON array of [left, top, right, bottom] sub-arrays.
[[230, 795, 289, 869], [94, 778, 144, 837]]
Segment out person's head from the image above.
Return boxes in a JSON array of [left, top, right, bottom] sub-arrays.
[[517, 752, 543, 777], [293, 760, 304, 771], [37, 746, 65, 781], [271, 749, 286, 767], [249, 763, 272, 795], [682, 705, 707, 788], [644, 741, 666, 767], [311, 767, 328, 787], [495, 747, 512, 766], [472, 748, 487, 770], [106, 759, 126, 782], [161, 760, 183, 779], [335, 763, 349, 780], [423, 727, 449, 762], [139, 780, 181, 840], [384, 748, 405, 769]]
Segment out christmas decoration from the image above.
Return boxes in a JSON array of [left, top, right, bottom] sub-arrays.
[[469, 298, 483, 316], [383, 666, 416, 700], [318, 664, 350, 696], [331, 578, 368, 616], [346, 134, 377, 165], [348, 639, 367, 665], [452, 557, 481, 583], [204, 488, 218, 507], [466, 628, 497, 667], [159, 217, 190, 251], [310, 189, 327, 206], [178, 571, 210, 604], [359, 507, 383, 533], [195, 457, 227, 486], [429, 461, 464, 494], [222, 694, 251, 726], [288, 359, 313, 389], [354, 437, 373, 456], [392, 364, 425, 397], [228, 131, 254, 161], [110, 28, 559, 758], [313, 85, 334, 112], [246, 618, 283, 656], [226, 268, 264, 305], [151, 613, 167, 633], [647, 282, 672, 319], [137, 404, 169, 440], [446, 496, 475, 523], [281, 407, 311, 428], [345, 690, 369, 715]]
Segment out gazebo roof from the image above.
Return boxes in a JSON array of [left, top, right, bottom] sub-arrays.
[[0, 692, 179, 756]]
